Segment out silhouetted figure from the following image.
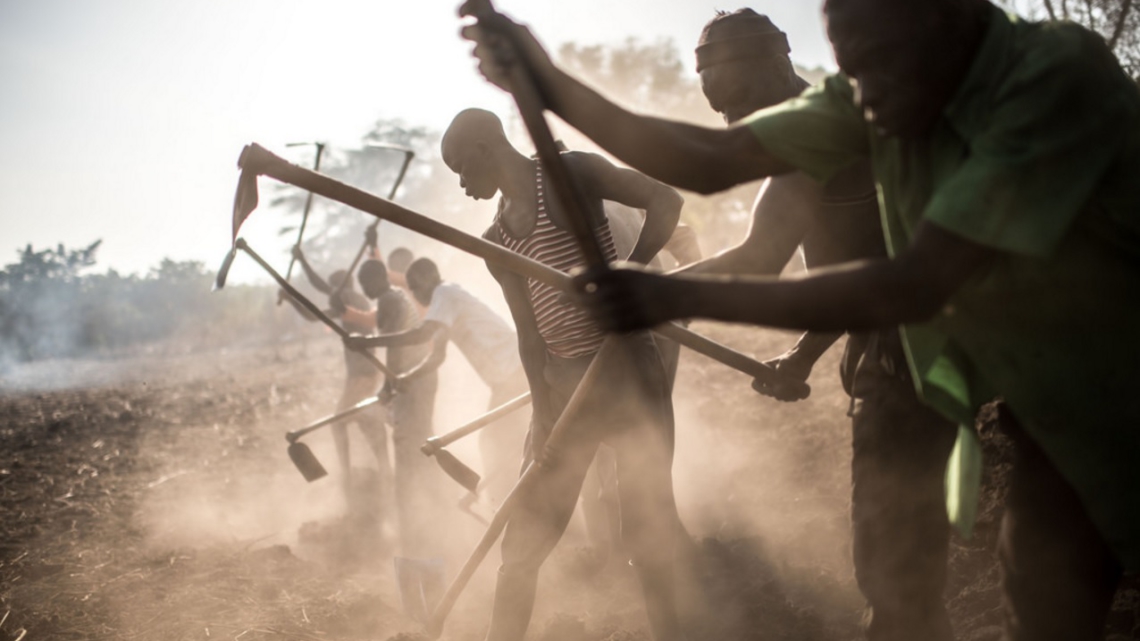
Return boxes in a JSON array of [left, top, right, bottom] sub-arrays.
[[343, 256, 445, 558], [463, 1, 1140, 639], [442, 107, 687, 641], [282, 246, 391, 513], [345, 257, 529, 506]]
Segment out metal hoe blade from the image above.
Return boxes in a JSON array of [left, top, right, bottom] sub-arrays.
[[232, 155, 261, 242], [212, 245, 238, 291], [287, 441, 327, 482]]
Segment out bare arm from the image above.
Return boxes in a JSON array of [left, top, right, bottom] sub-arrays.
[[394, 329, 450, 384], [578, 220, 996, 333], [484, 229, 554, 430], [460, 14, 793, 193], [677, 172, 833, 399], [768, 331, 844, 378], [340, 305, 376, 331], [679, 173, 818, 277], [347, 319, 443, 350], [572, 152, 683, 265], [292, 246, 331, 294]]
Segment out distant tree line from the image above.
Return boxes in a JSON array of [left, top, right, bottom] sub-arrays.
[[0, 241, 291, 365]]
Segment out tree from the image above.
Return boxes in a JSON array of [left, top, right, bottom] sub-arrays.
[[1006, 0, 1139, 78], [0, 242, 294, 366]]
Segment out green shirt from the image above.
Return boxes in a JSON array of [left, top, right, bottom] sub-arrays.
[[747, 6, 1140, 568]]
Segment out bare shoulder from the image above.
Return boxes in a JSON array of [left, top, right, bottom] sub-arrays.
[[559, 150, 617, 179]]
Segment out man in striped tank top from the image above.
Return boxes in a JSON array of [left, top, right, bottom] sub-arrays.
[[442, 108, 688, 641]]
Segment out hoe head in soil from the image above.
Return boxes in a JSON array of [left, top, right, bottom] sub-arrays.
[[287, 441, 327, 482]]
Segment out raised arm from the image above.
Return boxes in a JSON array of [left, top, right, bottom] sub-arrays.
[[460, 12, 792, 193], [570, 152, 682, 265], [577, 220, 996, 334], [340, 305, 376, 331], [292, 245, 331, 294]]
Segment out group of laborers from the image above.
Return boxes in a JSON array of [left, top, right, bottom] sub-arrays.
[[458, 0, 1140, 639], [280, 1, 1139, 640]]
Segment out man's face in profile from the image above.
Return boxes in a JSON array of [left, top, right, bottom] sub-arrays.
[[443, 140, 499, 201]]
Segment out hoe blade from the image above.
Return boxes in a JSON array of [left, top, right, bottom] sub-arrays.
[[232, 161, 260, 241], [288, 441, 327, 482], [212, 245, 238, 291], [434, 449, 481, 494]]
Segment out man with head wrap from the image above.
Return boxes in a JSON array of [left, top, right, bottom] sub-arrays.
[[687, 11, 960, 640]]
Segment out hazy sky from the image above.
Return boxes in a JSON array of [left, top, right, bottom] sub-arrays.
[[0, 0, 835, 281]]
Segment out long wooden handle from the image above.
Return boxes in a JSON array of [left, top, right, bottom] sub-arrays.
[[424, 337, 615, 638], [283, 142, 325, 284], [235, 237, 395, 379], [328, 147, 415, 301], [286, 395, 383, 443], [234, 143, 806, 394], [422, 392, 532, 455], [468, 0, 608, 269]]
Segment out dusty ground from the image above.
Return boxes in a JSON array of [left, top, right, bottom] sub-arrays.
[[1, 325, 1137, 640]]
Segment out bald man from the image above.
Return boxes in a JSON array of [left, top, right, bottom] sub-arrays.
[[441, 107, 687, 641]]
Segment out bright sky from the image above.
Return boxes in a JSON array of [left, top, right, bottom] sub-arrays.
[[0, 0, 835, 281]]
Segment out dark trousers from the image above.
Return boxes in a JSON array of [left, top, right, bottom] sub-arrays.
[[997, 409, 1123, 641], [849, 332, 959, 641], [486, 333, 685, 641]]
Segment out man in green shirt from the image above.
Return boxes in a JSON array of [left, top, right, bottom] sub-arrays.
[[688, 10, 959, 640], [461, 0, 1140, 639]]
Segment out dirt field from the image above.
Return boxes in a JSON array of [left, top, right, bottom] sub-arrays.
[[1, 325, 1137, 641]]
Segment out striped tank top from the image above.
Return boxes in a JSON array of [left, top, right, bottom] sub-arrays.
[[495, 160, 618, 359]]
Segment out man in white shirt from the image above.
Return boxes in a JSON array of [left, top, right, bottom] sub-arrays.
[[346, 257, 528, 505]]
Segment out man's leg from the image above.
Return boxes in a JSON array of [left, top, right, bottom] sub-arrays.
[[998, 408, 1122, 641], [578, 445, 622, 568], [849, 332, 958, 641], [605, 333, 686, 641], [486, 353, 602, 641], [333, 378, 366, 506], [488, 430, 601, 641], [480, 370, 530, 507], [391, 371, 444, 557]]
